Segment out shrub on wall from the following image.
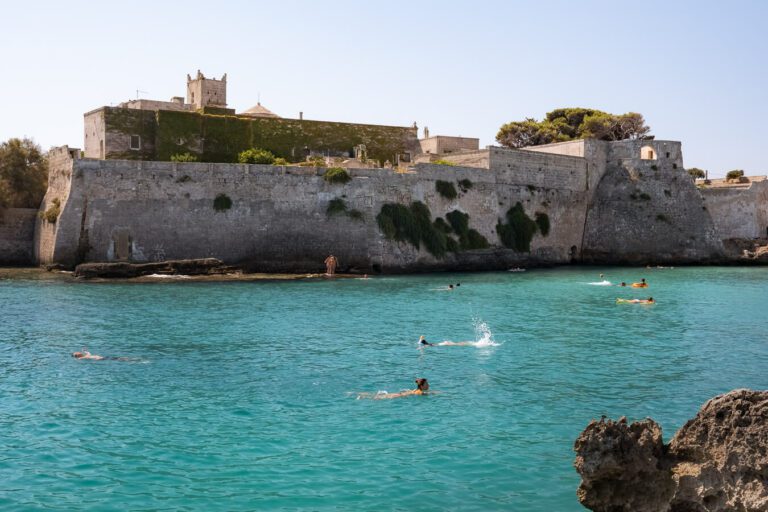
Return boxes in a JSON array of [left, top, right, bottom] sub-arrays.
[[39, 198, 61, 223], [213, 193, 233, 212], [170, 152, 198, 162], [273, 157, 289, 165], [376, 201, 447, 258], [327, 198, 347, 215], [726, 169, 744, 181], [433, 159, 456, 166], [458, 179, 473, 192], [238, 148, 276, 165], [436, 180, 458, 200], [535, 212, 550, 236], [445, 210, 489, 250], [324, 167, 352, 184], [496, 202, 538, 252]]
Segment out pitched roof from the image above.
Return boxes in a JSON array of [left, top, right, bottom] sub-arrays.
[[240, 102, 279, 118]]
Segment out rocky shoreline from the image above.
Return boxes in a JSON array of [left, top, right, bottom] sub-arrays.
[[574, 389, 768, 512]]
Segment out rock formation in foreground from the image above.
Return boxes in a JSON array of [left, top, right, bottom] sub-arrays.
[[574, 389, 768, 512]]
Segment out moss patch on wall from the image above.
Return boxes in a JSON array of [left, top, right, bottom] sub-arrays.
[[213, 193, 233, 212], [445, 210, 489, 250], [104, 108, 157, 160]]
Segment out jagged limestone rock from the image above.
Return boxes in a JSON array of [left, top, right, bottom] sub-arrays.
[[574, 389, 768, 512]]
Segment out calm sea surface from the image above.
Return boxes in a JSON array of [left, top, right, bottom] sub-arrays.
[[1, 266, 766, 511]]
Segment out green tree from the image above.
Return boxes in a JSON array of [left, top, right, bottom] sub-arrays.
[[0, 138, 48, 209], [687, 167, 706, 179], [726, 169, 744, 180], [496, 108, 651, 148]]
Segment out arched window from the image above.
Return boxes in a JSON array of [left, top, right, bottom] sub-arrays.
[[640, 146, 656, 160]]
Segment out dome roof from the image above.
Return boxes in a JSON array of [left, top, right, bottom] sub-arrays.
[[240, 102, 279, 118]]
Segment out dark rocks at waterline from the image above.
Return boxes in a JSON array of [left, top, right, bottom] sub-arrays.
[[574, 389, 768, 512], [73, 258, 238, 279]]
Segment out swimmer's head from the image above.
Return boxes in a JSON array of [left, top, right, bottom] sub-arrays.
[[456, 283, 460, 287], [448, 284, 454, 289], [415, 378, 429, 391], [72, 352, 84, 359], [419, 336, 425, 341]]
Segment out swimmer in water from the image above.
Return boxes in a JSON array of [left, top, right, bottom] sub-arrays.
[[619, 282, 627, 287], [72, 348, 133, 361], [599, 273, 605, 279], [618, 297, 655, 304], [419, 335, 435, 347], [72, 349, 104, 360], [448, 284, 454, 290], [357, 378, 431, 400]]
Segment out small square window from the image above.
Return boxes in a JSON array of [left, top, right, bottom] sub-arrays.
[[666, 152, 670, 158], [130, 135, 141, 150]]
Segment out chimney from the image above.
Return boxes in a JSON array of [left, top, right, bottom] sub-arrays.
[[299, 111, 303, 120]]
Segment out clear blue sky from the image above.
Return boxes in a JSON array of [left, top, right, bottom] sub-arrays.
[[2, 0, 766, 177]]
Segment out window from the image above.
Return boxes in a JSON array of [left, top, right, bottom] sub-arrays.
[[640, 146, 656, 160], [666, 152, 670, 158], [130, 135, 141, 150]]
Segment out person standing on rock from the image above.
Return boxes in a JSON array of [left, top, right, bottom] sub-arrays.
[[324, 255, 338, 276]]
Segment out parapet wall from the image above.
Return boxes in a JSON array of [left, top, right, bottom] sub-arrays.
[[701, 180, 768, 239], [0, 208, 38, 265]]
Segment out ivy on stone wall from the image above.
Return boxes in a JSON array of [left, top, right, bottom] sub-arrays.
[[497, 202, 540, 252], [213, 193, 232, 212], [323, 167, 352, 184], [535, 212, 550, 236], [436, 180, 458, 200], [146, 110, 415, 163]]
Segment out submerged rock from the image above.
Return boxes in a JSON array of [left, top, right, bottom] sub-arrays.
[[574, 389, 768, 512], [74, 258, 236, 279]]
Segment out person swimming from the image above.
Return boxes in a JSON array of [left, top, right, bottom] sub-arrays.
[[357, 378, 431, 400], [617, 297, 654, 304], [72, 349, 133, 361], [632, 278, 648, 288], [419, 335, 435, 347], [71, 349, 104, 360]]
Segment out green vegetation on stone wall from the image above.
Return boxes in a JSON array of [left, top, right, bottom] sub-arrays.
[[496, 202, 539, 252], [104, 108, 157, 160], [687, 167, 706, 179], [148, 110, 416, 163], [323, 167, 352, 184], [376, 202, 447, 258], [535, 212, 550, 236], [213, 193, 232, 212], [39, 198, 61, 223], [432, 159, 456, 166], [171, 152, 198, 162], [726, 169, 744, 180], [327, 198, 364, 221], [445, 210, 489, 250], [436, 180, 458, 200], [458, 179, 473, 192], [238, 148, 276, 164]]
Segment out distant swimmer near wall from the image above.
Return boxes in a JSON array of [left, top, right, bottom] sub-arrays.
[[72, 349, 136, 361]]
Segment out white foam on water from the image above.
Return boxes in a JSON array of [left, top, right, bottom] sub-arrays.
[[588, 280, 612, 286], [145, 274, 192, 279], [472, 318, 500, 347]]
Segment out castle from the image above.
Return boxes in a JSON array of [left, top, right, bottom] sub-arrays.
[[1, 71, 766, 270]]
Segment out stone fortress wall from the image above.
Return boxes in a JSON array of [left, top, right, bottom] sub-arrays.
[[34, 137, 750, 271], [37, 146, 597, 272], [699, 180, 768, 240], [0, 208, 38, 265]]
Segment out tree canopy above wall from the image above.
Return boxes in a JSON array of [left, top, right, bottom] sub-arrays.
[[496, 108, 652, 149]]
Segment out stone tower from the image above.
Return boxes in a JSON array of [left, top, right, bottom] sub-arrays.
[[186, 70, 227, 110]]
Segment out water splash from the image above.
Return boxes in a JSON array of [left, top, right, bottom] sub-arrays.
[[588, 280, 612, 286], [472, 318, 500, 347]]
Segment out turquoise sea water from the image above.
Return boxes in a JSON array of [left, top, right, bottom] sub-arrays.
[[1, 266, 766, 511]]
